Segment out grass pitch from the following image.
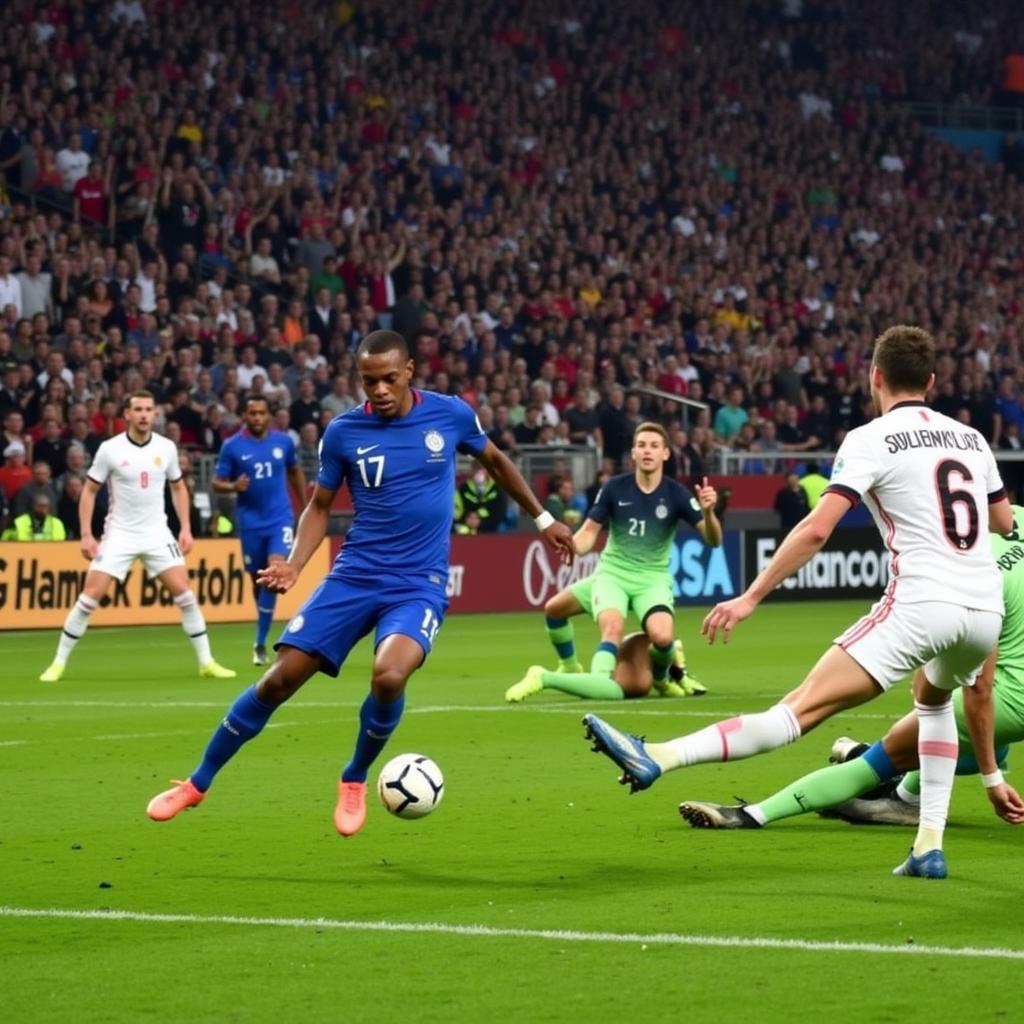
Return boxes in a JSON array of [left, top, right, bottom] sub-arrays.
[[2, 603, 1021, 1022]]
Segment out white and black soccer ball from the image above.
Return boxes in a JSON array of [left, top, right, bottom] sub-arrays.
[[376, 753, 445, 819]]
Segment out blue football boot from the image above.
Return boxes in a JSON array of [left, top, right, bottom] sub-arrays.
[[892, 848, 948, 879], [582, 714, 662, 793]]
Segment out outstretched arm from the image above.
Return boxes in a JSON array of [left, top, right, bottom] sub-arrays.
[[473, 440, 574, 563], [702, 492, 848, 644], [693, 476, 722, 547]]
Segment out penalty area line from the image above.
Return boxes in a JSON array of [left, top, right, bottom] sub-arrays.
[[0, 906, 1021, 961]]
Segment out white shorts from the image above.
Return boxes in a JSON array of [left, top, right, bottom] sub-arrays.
[[835, 599, 1002, 691], [91, 530, 186, 582]]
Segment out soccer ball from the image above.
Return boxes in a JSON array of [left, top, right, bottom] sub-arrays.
[[377, 753, 445, 819]]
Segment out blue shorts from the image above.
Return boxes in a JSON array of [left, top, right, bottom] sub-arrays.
[[275, 574, 449, 677], [240, 522, 294, 574]]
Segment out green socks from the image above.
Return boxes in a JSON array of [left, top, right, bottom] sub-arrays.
[[540, 670, 623, 701], [545, 617, 576, 663], [590, 642, 618, 676], [649, 641, 675, 682], [748, 755, 883, 824]]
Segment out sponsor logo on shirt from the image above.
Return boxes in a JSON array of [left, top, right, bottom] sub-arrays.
[[288, 614, 304, 633]]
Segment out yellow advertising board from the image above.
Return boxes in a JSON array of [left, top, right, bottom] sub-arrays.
[[0, 539, 330, 630]]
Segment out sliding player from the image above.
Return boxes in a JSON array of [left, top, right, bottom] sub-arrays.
[[681, 505, 1024, 831], [583, 326, 1012, 878]]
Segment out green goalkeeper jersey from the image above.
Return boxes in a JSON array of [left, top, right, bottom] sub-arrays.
[[586, 473, 705, 577], [992, 506, 1024, 714]]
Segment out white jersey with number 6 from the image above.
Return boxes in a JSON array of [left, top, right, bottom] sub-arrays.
[[87, 432, 182, 538], [824, 400, 1004, 613]]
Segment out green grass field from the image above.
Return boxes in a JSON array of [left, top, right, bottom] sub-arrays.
[[2, 603, 1021, 1023]]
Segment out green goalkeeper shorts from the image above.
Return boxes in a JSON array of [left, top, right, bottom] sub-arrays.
[[570, 571, 675, 625]]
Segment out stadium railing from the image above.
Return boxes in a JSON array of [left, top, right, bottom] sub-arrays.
[[902, 100, 1024, 133]]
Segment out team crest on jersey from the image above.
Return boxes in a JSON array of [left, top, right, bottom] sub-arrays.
[[424, 429, 445, 454], [656, 502, 669, 519], [273, 447, 284, 459]]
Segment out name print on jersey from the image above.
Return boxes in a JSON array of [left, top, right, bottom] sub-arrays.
[[883, 428, 984, 454]]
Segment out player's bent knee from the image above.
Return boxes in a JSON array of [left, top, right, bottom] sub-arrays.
[[371, 665, 410, 697], [256, 665, 303, 705]]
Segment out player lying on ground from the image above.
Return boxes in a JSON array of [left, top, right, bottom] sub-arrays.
[[510, 422, 718, 704], [40, 391, 236, 683], [679, 504, 1024, 830], [582, 325, 1013, 879], [506, 582, 699, 701], [508, 631, 694, 703], [147, 330, 574, 837], [213, 395, 307, 666]]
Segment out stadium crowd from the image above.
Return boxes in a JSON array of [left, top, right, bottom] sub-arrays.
[[2, 0, 1024, 538]]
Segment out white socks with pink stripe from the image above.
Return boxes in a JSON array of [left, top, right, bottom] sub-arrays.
[[55, 594, 99, 664], [912, 699, 958, 855], [648, 703, 802, 772]]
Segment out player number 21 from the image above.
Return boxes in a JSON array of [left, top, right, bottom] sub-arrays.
[[628, 517, 646, 536], [356, 455, 385, 488]]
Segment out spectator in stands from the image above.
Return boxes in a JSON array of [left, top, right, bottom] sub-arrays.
[[713, 386, 750, 444], [321, 375, 356, 417], [774, 473, 811, 534], [297, 423, 320, 481], [13, 460, 59, 517], [0, 441, 32, 503], [57, 474, 84, 540], [543, 476, 585, 527], [33, 415, 70, 477], [289, 378, 322, 434], [2, 493, 66, 541], [799, 463, 831, 510], [455, 468, 506, 534]]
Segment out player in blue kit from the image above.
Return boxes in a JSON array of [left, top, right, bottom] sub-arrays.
[[213, 396, 308, 665], [147, 330, 575, 836]]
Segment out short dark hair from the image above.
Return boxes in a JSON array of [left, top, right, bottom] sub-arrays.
[[872, 325, 935, 392], [244, 394, 270, 412], [357, 330, 409, 361], [125, 389, 155, 409], [633, 421, 670, 445]]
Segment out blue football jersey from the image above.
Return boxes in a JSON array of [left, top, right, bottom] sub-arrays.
[[216, 429, 297, 532], [318, 390, 487, 579]]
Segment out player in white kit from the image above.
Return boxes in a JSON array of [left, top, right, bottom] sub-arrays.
[[39, 391, 236, 682], [583, 325, 1013, 879]]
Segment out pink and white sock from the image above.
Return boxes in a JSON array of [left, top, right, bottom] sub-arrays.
[[913, 699, 958, 854], [649, 703, 801, 772]]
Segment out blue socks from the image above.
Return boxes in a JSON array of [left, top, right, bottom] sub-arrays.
[[862, 740, 899, 781], [342, 692, 406, 783], [256, 589, 276, 647], [191, 685, 275, 792]]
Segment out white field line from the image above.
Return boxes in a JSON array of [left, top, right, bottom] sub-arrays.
[[0, 906, 1020, 961], [0, 699, 897, 721], [0, 721, 294, 748]]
